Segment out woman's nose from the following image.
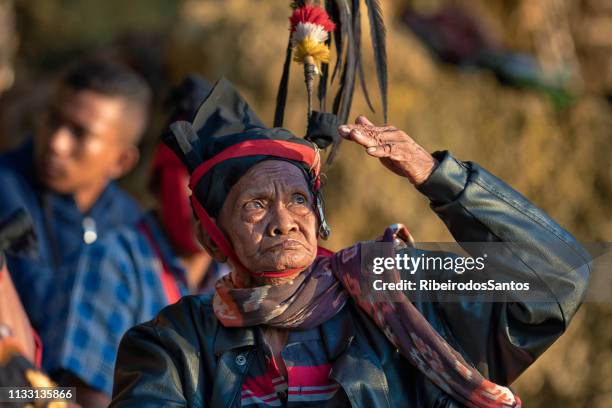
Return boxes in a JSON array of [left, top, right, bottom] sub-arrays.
[[268, 205, 299, 236]]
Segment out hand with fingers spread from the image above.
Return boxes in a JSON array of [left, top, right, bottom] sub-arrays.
[[338, 115, 438, 186]]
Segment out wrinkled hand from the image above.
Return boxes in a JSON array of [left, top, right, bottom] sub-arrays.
[[338, 116, 437, 185]]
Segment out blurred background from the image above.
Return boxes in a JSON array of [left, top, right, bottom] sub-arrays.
[[0, 0, 610, 405]]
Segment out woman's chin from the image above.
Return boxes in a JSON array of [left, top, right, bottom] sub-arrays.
[[261, 251, 315, 273]]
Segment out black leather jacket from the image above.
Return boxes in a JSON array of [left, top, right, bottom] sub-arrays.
[[111, 151, 590, 407]]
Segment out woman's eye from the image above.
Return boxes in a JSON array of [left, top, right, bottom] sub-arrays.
[[292, 194, 307, 205], [244, 200, 264, 211]]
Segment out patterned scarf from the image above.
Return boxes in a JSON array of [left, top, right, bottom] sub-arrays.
[[213, 225, 521, 408]]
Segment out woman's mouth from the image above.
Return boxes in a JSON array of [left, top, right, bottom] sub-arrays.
[[266, 239, 304, 251]]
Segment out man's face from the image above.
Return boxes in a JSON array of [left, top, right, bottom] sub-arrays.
[[218, 160, 319, 275], [34, 88, 133, 195]]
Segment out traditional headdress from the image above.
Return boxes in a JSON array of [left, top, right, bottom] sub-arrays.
[[164, 1, 387, 277], [163, 78, 330, 277], [275, 0, 387, 162]]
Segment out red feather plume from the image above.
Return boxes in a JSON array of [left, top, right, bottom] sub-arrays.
[[290, 5, 336, 32]]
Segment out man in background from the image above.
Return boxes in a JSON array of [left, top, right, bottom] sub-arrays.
[[0, 59, 150, 406], [38, 74, 227, 408]]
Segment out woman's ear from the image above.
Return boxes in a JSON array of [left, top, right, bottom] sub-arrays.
[[195, 220, 227, 263]]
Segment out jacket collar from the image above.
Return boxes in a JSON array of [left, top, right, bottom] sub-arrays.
[[213, 324, 256, 355]]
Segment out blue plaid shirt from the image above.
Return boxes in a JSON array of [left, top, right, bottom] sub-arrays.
[[42, 214, 191, 395], [0, 141, 142, 331]]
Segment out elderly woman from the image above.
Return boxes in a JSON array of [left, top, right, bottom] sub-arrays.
[[110, 79, 589, 408]]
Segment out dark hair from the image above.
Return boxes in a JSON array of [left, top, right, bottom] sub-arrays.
[[59, 60, 152, 143], [61, 59, 152, 109]]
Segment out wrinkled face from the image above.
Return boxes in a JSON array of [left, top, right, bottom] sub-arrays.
[[34, 88, 133, 195], [218, 160, 319, 275]]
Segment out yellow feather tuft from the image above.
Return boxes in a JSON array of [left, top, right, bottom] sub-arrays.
[[293, 36, 330, 68]]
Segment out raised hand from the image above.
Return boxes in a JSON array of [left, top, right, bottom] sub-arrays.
[[338, 116, 437, 185]]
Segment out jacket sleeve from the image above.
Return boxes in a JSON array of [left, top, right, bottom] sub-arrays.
[[110, 321, 187, 408], [412, 151, 591, 384]]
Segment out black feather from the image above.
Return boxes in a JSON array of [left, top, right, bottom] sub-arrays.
[[364, 0, 387, 122], [273, 32, 293, 127], [329, 0, 358, 163], [353, 0, 375, 112], [317, 0, 336, 110], [332, 0, 356, 123], [318, 62, 329, 112], [330, 1, 344, 83]]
